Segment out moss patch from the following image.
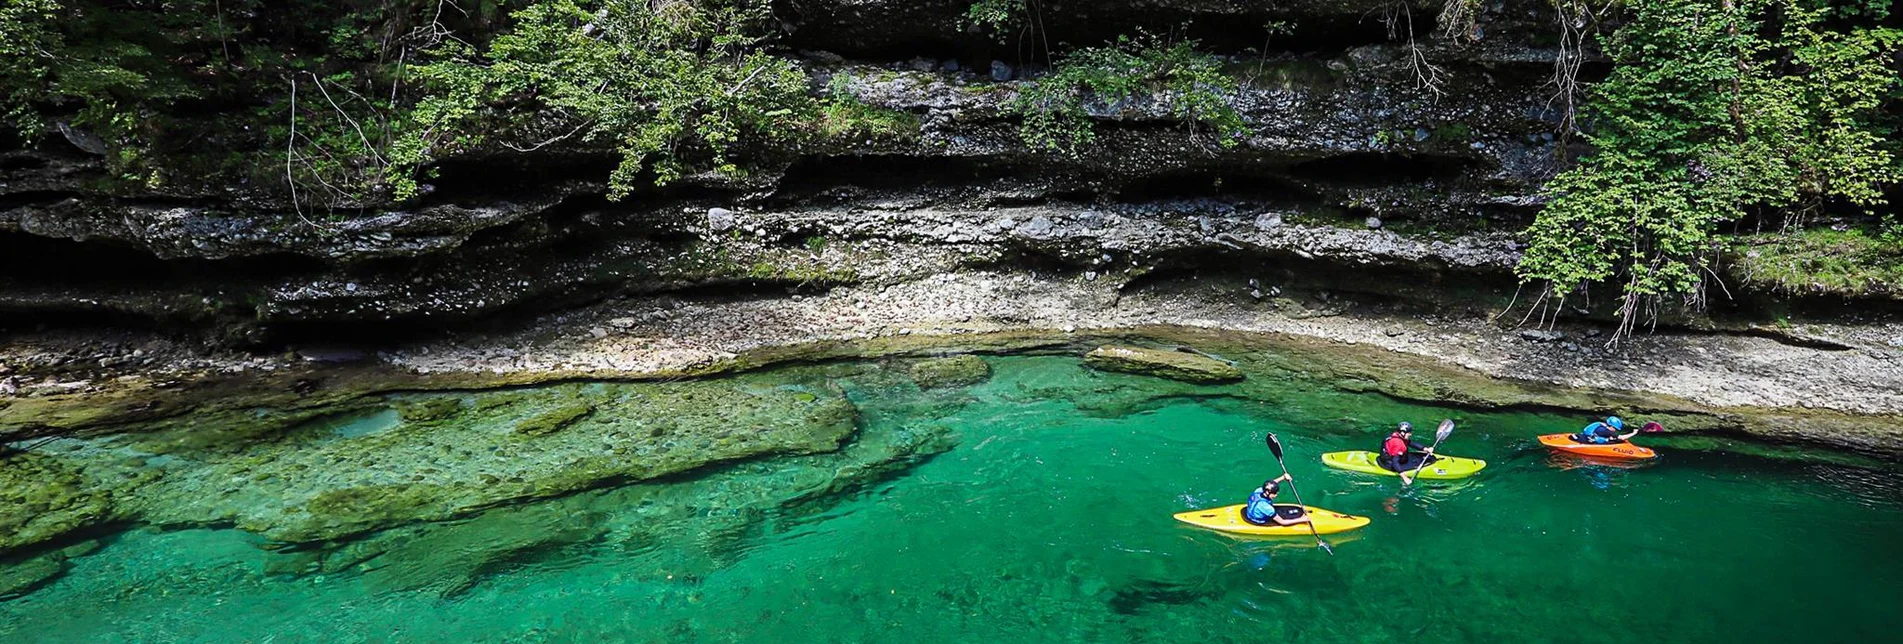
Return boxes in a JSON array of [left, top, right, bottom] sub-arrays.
[[909, 355, 993, 389], [0, 453, 114, 555], [512, 402, 594, 437]]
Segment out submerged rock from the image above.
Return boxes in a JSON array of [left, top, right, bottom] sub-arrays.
[[0, 453, 115, 555], [511, 401, 593, 436], [909, 355, 992, 389], [0, 539, 98, 600], [0, 552, 64, 600], [359, 504, 606, 598], [1083, 346, 1244, 384], [124, 376, 860, 544]]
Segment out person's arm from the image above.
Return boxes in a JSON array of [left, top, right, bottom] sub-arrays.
[[1617, 428, 1641, 441], [1272, 512, 1312, 526], [1274, 473, 1293, 483]]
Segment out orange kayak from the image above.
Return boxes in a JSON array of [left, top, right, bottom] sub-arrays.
[[1538, 433, 1657, 460]]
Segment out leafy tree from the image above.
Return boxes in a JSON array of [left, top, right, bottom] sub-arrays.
[[403, 0, 811, 200], [1517, 0, 1900, 335]]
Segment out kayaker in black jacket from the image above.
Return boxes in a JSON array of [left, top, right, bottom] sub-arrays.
[[1377, 422, 1435, 484]]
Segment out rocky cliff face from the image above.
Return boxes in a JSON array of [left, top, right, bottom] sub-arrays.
[[0, 0, 1588, 344]]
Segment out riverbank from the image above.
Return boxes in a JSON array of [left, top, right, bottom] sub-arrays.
[[6, 270, 1901, 453]]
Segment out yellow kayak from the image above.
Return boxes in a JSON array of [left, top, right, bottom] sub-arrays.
[[1172, 504, 1371, 536], [1320, 450, 1487, 480]]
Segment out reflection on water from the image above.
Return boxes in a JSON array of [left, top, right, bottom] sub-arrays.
[[1, 355, 1900, 643]]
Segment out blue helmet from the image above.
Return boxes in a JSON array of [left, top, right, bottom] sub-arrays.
[[1606, 416, 1625, 430]]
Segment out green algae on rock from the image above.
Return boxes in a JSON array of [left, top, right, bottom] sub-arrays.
[[92, 375, 860, 545], [1083, 345, 1244, 384], [909, 355, 993, 389], [0, 453, 114, 555], [511, 401, 594, 437]]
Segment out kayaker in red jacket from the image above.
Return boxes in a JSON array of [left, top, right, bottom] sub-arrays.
[[1377, 422, 1435, 484]]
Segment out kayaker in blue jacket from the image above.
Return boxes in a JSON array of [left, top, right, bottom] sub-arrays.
[[1573, 416, 1639, 444], [1242, 473, 1311, 526]]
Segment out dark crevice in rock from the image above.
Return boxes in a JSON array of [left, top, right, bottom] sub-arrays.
[[1289, 152, 1477, 184], [0, 154, 50, 172], [1109, 168, 1319, 205], [0, 231, 331, 285], [0, 190, 74, 212], [420, 153, 619, 204], [766, 154, 1022, 207]]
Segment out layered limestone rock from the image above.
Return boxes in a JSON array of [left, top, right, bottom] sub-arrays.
[[0, 0, 1577, 337]]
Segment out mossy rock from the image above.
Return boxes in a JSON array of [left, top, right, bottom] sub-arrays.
[[512, 402, 594, 437], [129, 374, 860, 545], [1082, 345, 1244, 384], [909, 355, 993, 389], [0, 453, 114, 555], [397, 397, 464, 423]]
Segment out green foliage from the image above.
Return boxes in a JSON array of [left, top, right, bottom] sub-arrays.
[[963, 0, 1025, 38], [1012, 36, 1246, 155], [0, 0, 234, 184], [406, 0, 811, 200], [1731, 226, 1903, 296], [1, 0, 815, 206], [814, 73, 919, 143], [1516, 0, 1900, 330]]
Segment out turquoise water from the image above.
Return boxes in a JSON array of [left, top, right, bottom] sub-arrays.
[[3, 356, 1901, 642]]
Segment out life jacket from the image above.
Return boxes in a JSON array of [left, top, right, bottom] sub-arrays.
[[1580, 422, 1613, 443], [1382, 433, 1409, 457], [1243, 489, 1277, 524]]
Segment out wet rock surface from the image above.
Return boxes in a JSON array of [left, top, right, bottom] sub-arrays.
[[1084, 346, 1245, 383]]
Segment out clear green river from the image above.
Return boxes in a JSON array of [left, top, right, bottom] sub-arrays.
[[3, 355, 1901, 642]]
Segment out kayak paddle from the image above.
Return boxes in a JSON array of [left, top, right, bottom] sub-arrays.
[[1265, 432, 1333, 555], [1402, 419, 1456, 486]]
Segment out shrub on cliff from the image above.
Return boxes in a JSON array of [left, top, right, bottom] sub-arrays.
[[0, 0, 825, 207], [1013, 35, 1247, 155], [1517, 0, 1899, 335], [402, 0, 813, 200]]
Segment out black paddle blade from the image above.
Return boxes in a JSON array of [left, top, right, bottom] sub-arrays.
[[1265, 432, 1285, 460]]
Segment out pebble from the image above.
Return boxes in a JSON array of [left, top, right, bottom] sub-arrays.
[[1519, 329, 1565, 342]]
